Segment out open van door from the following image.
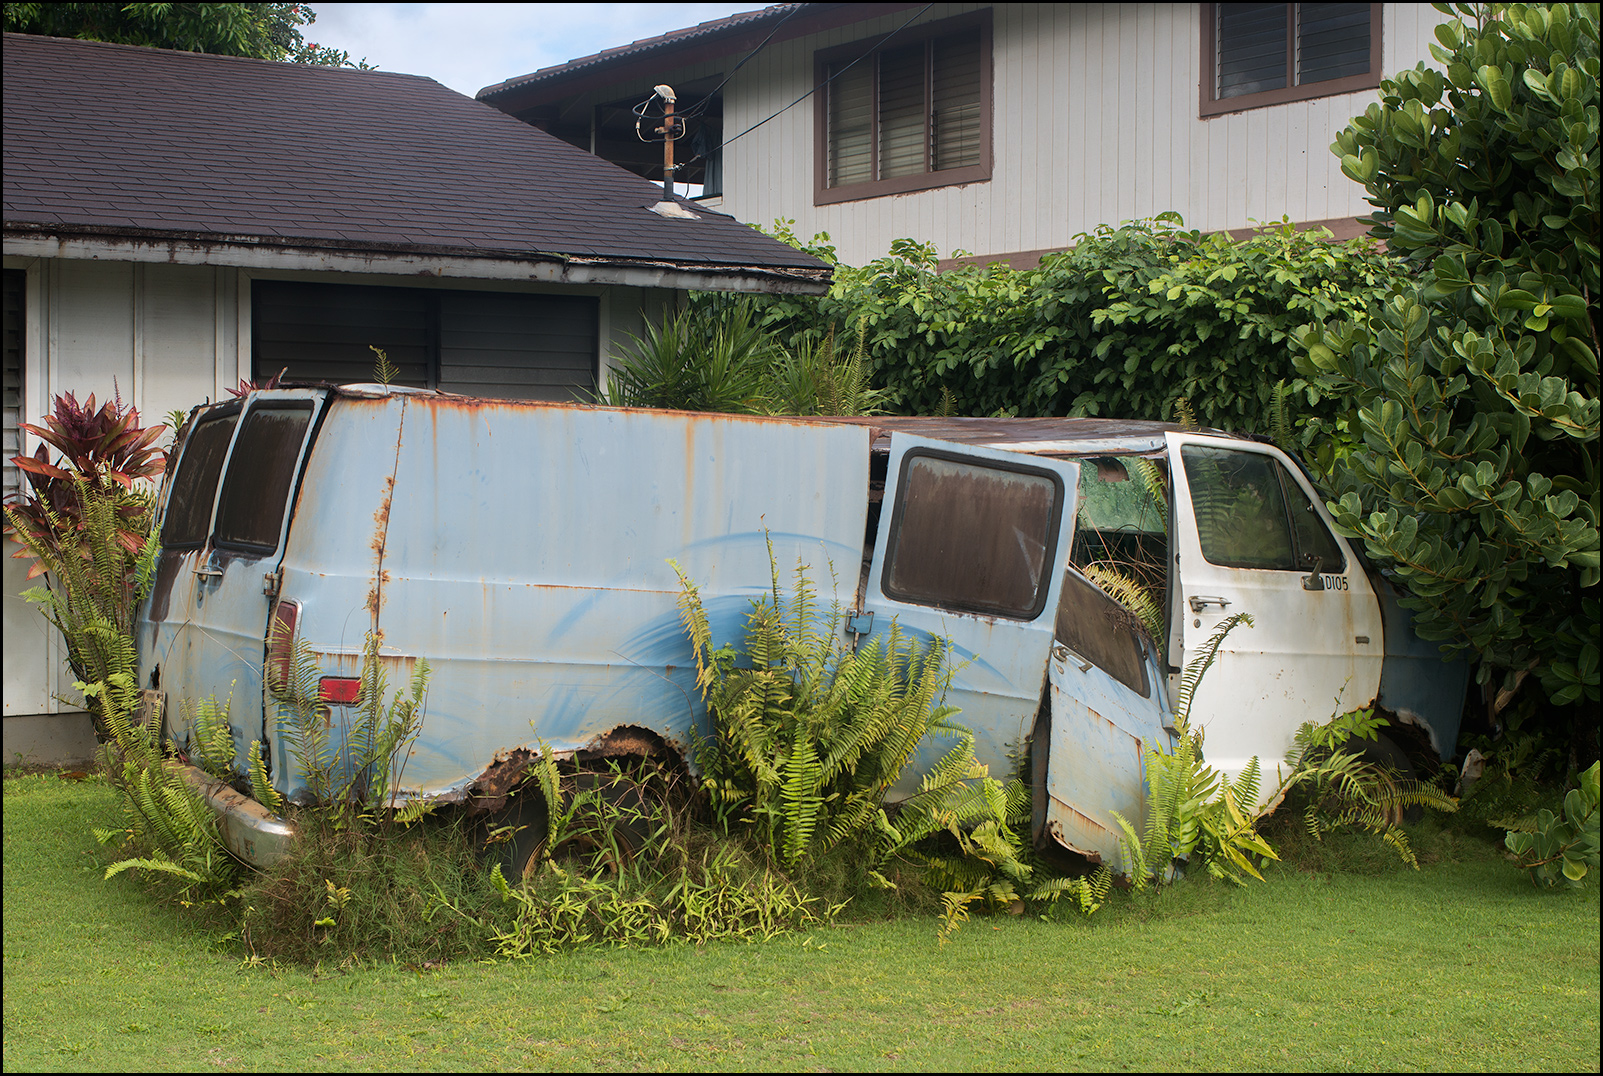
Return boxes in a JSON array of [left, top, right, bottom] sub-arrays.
[[145, 389, 328, 770], [1164, 432, 1382, 807], [859, 434, 1079, 792]]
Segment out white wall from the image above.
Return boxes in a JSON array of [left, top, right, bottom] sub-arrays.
[[2, 255, 678, 721], [3, 258, 243, 719], [678, 2, 1451, 266]]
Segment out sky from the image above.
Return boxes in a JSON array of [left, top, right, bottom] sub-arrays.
[[306, 3, 765, 98]]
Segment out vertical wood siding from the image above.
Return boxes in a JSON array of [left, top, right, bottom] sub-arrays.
[[691, 3, 1451, 266]]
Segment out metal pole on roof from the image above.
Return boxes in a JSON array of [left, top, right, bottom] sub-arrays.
[[654, 84, 678, 199]]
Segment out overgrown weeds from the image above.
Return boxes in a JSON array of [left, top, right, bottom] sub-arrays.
[[674, 543, 1109, 940]]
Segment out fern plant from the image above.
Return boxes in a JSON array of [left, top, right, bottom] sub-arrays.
[[1112, 612, 1279, 888], [272, 630, 430, 825], [1274, 708, 1458, 869], [90, 668, 237, 896], [5, 474, 160, 738], [674, 547, 959, 870]]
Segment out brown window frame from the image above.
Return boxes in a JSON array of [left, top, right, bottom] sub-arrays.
[[813, 9, 993, 206], [1199, 3, 1383, 117]]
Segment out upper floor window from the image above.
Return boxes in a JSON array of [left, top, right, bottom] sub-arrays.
[[1200, 3, 1382, 116], [814, 10, 992, 205]]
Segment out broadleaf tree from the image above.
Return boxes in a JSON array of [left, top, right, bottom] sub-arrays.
[[2, 2, 366, 67], [1292, 2, 1599, 758]]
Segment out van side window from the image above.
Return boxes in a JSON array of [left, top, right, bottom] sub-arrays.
[[883, 451, 1062, 619], [1181, 446, 1344, 572], [160, 412, 238, 549], [1056, 569, 1150, 697], [213, 403, 313, 553], [1282, 467, 1345, 571]]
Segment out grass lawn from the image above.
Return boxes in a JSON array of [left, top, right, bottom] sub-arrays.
[[4, 770, 1598, 1072]]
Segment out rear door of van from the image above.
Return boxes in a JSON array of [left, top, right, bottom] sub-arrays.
[[144, 389, 328, 768], [859, 433, 1080, 790]]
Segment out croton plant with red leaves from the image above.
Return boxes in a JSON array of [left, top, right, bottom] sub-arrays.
[[6, 390, 168, 578]]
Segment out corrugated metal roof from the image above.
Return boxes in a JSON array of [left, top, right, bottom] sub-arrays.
[[477, 5, 804, 100], [2, 33, 830, 281]]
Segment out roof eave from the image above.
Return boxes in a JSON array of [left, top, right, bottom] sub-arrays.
[[477, 3, 920, 111], [2, 221, 833, 295]]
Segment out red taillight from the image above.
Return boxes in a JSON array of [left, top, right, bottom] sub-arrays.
[[318, 676, 361, 705], [266, 600, 300, 695]]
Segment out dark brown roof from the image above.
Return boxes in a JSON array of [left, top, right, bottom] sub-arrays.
[[475, 3, 919, 111], [478, 4, 803, 101], [2, 33, 828, 280]]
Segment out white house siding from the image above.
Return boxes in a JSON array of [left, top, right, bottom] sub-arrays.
[[686, 3, 1452, 266], [1, 254, 672, 731]]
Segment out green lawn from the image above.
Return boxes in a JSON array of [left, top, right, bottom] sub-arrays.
[[4, 771, 1598, 1072]]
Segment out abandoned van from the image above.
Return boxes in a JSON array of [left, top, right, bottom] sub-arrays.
[[135, 386, 1467, 873]]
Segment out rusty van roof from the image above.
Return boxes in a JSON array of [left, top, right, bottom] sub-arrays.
[[810, 416, 1191, 456]]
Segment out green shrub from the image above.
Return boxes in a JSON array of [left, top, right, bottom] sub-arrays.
[[1292, 2, 1599, 748], [753, 216, 1410, 444]]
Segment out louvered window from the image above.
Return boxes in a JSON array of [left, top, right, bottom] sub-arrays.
[[252, 281, 598, 403], [1202, 3, 1382, 116], [817, 11, 991, 204]]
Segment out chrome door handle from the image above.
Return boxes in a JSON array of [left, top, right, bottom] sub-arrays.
[[194, 565, 223, 581], [1189, 595, 1231, 612]]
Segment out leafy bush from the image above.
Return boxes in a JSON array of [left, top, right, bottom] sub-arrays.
[[604, 298, 886, 416], [5, 392, 167, 737], [1292, 2, 1599, 747], [1495, 759, 1601, 887], [754, 216, 1410, 443]]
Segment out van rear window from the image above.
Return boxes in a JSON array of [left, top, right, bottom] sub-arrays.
[[213, 403, 313, 553], [160, 411, 238, 549], [883, 451, 1063, 619]]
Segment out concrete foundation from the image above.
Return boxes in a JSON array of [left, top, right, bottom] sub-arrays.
[[3, 711, 99, 768]]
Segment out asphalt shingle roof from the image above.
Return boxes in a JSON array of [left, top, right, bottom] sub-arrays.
[[2, 33, 828, 279]]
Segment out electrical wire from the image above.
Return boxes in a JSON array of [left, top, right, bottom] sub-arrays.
[[632, 3, 803, 143]]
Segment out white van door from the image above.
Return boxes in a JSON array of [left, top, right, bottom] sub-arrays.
[[1164, 432, 1383, 806], [860, 434, 1080, 792]]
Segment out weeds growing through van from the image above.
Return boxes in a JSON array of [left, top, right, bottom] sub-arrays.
[[1274, 708, 1459, 870], [90, 674, 239, 899], [674, 543, 1104, 939], [477, 753, 837, 956], [271, 631, 430, 824], [1113, 612, 1280, 889]]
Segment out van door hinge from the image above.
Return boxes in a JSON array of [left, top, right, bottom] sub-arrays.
[[263, 569, 282, 598], [847, 611, 874, 651]]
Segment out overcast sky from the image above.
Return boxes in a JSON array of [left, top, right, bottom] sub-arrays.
[[308, 3, 762, 97]]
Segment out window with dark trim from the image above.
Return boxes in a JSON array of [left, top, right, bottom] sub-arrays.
[[252, 281, 599, 402], [1056, 570, 1152, 698], [1200, 3, 1382, 116], [814, 10, 992, 205], [883, 449, 1063, 620]]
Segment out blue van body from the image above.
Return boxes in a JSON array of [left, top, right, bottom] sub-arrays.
[[136, 387, 1467, 872]]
